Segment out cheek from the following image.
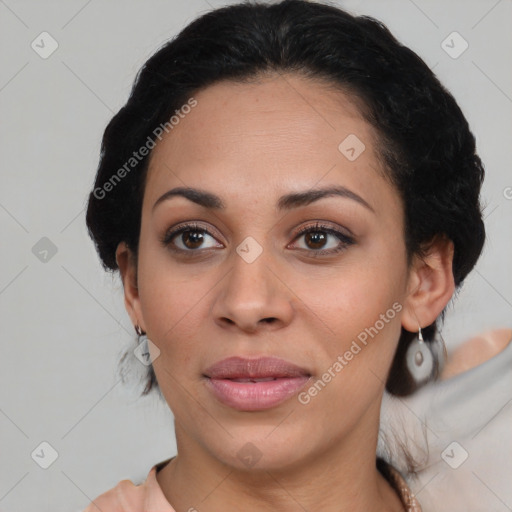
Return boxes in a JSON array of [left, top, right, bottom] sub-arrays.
[[139, 269, 209, 342], [298, 251, 405, 341], [136, 250, 222, 376], [293, 247, 407, 394], [136, 225, 205, 333], [296, 269, 403, 423]]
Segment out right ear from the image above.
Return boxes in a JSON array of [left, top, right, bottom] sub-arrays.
[[116, 242, 145, 332]]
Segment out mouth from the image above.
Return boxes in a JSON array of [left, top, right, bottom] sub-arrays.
[[203, 356, 312, 411], [228, 377, 281, 382]]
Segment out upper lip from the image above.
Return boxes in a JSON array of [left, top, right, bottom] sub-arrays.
[[203, 356, 311, 379]]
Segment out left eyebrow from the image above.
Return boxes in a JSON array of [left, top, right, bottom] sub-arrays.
[[152, 185, 375, 214], [276, 185, 375, 214]]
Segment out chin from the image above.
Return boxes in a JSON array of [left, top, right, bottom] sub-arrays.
[[198, 422, 319, 473]]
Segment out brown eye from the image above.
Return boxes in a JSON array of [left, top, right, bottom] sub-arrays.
[[303, 231, 328, 250], [180, 230, 206, 249], [162, 222, 222, 252], [291, 222, 355, 256]]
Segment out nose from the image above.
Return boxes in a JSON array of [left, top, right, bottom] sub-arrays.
[[211, 248, 294, 334]]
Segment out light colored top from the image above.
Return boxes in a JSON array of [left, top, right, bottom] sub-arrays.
[[83, 459, 174, 512], [378, 333, 512, 512], [83, 456, 421, 512]]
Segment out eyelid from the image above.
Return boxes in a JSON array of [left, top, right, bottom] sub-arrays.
[[291, 221, 354, 241]]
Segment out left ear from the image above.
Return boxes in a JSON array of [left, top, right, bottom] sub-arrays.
[[401, 235, 455, 332]]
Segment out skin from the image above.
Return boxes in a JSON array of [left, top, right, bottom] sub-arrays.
[[116, 73, 455, 512]]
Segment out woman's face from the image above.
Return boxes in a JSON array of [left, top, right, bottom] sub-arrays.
[[124, 73, 416, 471]]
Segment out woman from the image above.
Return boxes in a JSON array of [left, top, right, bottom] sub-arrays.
[[83, 1, 510, 510]]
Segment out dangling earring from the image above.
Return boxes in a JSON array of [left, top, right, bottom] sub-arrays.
[[134, 324, 149, 365], [133, 325, 160, 366], [406, 325, 434, 384]]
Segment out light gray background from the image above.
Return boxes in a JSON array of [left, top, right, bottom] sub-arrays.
[[0, 0, 511, 511]]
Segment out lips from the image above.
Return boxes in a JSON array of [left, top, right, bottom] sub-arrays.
[[203, 356, 311, 411], [204, 356, 310, 379]]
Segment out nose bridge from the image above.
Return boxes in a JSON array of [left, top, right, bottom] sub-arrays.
[[227, 235, 276, 305], [212, 233, 293, 330]]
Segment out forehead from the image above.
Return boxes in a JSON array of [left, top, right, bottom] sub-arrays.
[[144, 73, 398, 217]]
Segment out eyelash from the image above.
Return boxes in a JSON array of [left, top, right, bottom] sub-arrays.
[[161, 221, 355, 257]]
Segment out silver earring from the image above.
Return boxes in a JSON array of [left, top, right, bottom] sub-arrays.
[[134, 325, 154, 366], [406, 326, 434, 384]]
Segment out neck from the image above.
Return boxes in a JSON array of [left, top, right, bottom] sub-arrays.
[[156, 415, 404, 512]]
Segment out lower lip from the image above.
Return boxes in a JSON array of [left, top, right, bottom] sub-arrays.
[[205, 376, 310, 411]]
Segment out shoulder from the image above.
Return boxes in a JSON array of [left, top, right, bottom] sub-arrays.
[[440, 327, 512, 380], [82, 478, 145, 512], [397, 328, 512, 511], [81, 461, 176, 512]]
